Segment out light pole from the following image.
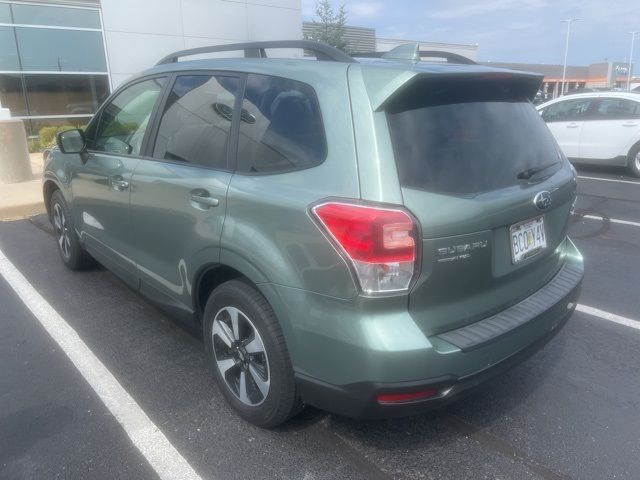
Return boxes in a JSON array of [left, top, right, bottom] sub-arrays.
[[561, 18, 580, 96], [627, 31, 639, 90]]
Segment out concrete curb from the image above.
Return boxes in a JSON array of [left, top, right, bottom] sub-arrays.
[[0, 201, 46, 222]]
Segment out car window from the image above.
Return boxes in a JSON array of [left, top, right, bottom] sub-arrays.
[[236, 74, 326, 174], [541, 98, 593, 122], [593, 98, 640, 120], [386, 77, 562, 195], [152, 74, 239, 169], [90, 77, 166, 156]]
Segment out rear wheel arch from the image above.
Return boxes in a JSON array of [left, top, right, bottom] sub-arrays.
[[627, 139, 640, 158], [194, 259, 300, 368], [628, 141, 640, 177], [194, 264, 250, 322]]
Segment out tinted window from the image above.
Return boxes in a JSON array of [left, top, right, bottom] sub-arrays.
[[593, 98, 640, 120], [386, 78, 562, 195], [152, 75, 239, 168], [0, 74, 27, 116], [237, 74, 326, 173], [15, 27, 106, 72], [91, 78, 166, 156], [541, 98, 593, 122], [24, 74, 109, 116], [0, 4, 11, 23], [0, 26, 19, 70], [11, 4, 101, 29]]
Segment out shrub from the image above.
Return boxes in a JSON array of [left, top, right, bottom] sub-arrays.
[[38, 125, 75, 148], [27, 137, 43, 153]]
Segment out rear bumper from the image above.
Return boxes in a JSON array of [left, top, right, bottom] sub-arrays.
[[291, 240, 583, 420], [296, 303, 576, 419]]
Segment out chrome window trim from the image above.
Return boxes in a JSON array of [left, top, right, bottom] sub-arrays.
[[0, 1, 100, 12], [0, 22, 100, 31]]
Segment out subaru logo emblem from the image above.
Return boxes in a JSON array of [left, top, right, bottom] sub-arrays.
[[533, 191, 552, 210]]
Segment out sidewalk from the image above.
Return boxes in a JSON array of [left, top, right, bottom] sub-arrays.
[[0, 153, 46, 221]]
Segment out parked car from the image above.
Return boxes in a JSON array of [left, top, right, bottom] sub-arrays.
[[565, 87, 610, 95], [537, 92, 640, 177], [43, 40, 583, 427]]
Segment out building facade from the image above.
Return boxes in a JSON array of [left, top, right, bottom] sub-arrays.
[[303, 21, 375, 53], [0, 0, 302, 137], [1, 0, 109, 136], [481, 61, 634, 98]]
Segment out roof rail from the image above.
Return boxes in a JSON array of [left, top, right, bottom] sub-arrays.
[[156, 40, 357, 65], [355, 43, 476, 65], [415, 50, 476, 65]]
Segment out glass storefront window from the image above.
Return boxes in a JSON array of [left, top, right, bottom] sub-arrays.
[[24, 74, 109, 116], [0, 74, 27, 115], [25, 116, 92, 139], [0, 3, 11, 23], [0, 3, 108, 140], [0, 26, 20, 70], [15, 27, 107, 72], [1, 2, 102, 29], [11, 4, 101, 29]]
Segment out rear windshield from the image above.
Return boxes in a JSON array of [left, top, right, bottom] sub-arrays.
[[386, 77, 561, 196]]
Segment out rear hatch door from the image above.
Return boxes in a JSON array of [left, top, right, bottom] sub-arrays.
[[384, 73, 577, 336]]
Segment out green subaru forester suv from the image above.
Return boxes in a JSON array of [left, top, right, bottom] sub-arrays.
[[43, 41, 583, 427]]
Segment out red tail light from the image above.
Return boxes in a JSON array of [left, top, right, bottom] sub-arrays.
[[311, 201, 418, 294]]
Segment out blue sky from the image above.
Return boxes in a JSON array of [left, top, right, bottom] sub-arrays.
[[301, 0, 640, 66]]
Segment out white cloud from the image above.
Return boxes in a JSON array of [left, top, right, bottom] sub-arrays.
[[348, 2, 384, 18]]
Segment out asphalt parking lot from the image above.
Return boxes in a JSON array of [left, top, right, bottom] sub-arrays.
[[1, 166, 639, 480]]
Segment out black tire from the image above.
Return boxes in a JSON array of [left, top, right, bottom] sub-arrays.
[[203, 280, 300, 427], [49, 190, 95, 270], [628, 143, 640, 178]]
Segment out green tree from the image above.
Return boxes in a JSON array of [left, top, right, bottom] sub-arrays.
[[305, 0, 350, 53]]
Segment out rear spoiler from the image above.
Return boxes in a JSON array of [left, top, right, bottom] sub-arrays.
[[361, 68, 544, 111]]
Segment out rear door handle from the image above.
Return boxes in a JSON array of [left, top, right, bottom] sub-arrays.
[[566, 123, 580, 128], [111, 176, 129, 191], [623, 121, 638, 127], [189, 189, 219, 209]]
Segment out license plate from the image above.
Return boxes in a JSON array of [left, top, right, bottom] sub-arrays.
[[510, 216, 547, 263]]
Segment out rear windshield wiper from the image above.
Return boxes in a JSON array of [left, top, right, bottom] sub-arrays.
[[517, 162, 560, 180]]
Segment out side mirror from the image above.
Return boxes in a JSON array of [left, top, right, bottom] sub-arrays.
[[57, 129, 86, 154]]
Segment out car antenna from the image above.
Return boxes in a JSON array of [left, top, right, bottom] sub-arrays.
[[382, 42, 421, 63]]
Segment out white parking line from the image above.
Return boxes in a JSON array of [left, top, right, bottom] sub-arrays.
[[578, 214, 640, 228], [0, 248, 203, 480], [577, 304, 640, 331], [578, 175, 640, 185]]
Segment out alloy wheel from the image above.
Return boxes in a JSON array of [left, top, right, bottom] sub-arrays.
[[53, 203, 71, 260], [635, 151, 640, 172], [212, 306, 270, 406]]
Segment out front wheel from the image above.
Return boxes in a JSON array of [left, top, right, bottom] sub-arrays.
[[50, 190, 94, 270], [628, 144, 640, 178], [203, 280, 300, 427]]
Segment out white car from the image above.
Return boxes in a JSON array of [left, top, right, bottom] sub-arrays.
[[537, 92, 640, 177]]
